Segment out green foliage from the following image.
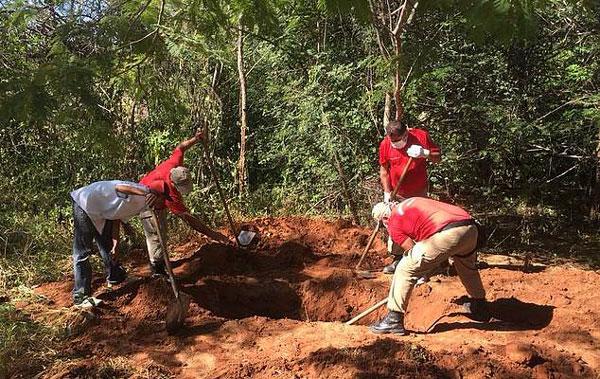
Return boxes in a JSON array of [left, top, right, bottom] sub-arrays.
[[0, 0, 599, 319], [0, 302, 59, 377], [0, 210, 71, 291], [317, 0, 371, 22]]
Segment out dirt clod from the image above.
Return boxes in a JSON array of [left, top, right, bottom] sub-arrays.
[[505, 342, 537, 365]]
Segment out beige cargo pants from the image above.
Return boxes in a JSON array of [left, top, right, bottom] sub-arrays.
[[139, 209, 168, 265], [387, 224, 486, 313]]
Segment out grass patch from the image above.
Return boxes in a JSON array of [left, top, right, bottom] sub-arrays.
[[0, 210, 71, 292], [0, 302, 61, 378]]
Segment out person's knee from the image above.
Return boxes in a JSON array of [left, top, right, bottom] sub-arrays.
[[395, 263, 421, 283]]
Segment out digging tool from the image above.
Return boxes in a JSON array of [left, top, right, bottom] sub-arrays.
[[200, 135, 256, 247], [345, 298, 387, 325], [346, 298, 452, 331], [354, 157, 414, 278], [151, 211, 190, 334], [353, 222, 381, 279]]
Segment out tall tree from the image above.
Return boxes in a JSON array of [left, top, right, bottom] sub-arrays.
[[237, 14, 249, 195]]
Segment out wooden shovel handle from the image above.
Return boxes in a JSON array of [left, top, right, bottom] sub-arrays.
[[151, 211, 181, 299], [200, 138, 241, 246], [389, 157, 413, 201], [354, 157, 414, 271], [355, 222, 381, 270], [345, 298, 388, 325]]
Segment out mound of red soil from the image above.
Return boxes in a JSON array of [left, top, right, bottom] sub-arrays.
[[12, 217, 600, 379]]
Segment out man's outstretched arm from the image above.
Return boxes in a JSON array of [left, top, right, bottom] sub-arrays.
[[177, 129, 205, 152], [177, 212, 230, 244]]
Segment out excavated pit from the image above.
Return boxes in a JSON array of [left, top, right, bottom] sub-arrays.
[[108, 241, 391, 326], [23, 217, 600, 379]]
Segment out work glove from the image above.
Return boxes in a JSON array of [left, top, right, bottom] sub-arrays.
[[407, 145, 430, 159], [383, 192, 391, 203]]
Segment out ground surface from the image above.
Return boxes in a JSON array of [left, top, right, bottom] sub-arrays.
[[10, 217, 600, 378]]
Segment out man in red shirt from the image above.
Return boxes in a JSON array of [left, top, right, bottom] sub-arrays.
[[139, 130, 229, 276], [379, 120, 441, 274], [369, 198, 490, 335]]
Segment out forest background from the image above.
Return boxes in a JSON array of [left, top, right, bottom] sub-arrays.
[[1, 0, 599, 372]]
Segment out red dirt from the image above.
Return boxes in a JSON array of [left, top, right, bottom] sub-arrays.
[[11, 216, 600, 378]]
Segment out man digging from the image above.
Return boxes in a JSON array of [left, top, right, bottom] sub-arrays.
[[70, 180, 167, 308], [369, 197, 490, 334], [138, 129, 229, 277], [379, 119, 441, 274]]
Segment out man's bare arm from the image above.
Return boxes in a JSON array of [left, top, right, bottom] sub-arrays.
[[428, 152, 441, 164], [115, 184, 146, 196], [115, 184, 161, 208], [400, 238, 415, 253], [380, 165, 392, 193], [177, 212, 230, 243], [111, 220, 121, 259], [176, 130, 205, 152]]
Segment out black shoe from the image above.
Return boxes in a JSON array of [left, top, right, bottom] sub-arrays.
[[107, 264, 127, 286], [150, 262, 168, 277], [370, 311, 406, 335], [382, 259, 400, 274], [463, 298, 491, 322]]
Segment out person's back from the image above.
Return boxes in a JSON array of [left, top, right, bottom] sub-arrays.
[[387, 197, 472, 245], [370, 199, 490, 334], [69, 180, 163, 308], [71, 180, 149, 233]]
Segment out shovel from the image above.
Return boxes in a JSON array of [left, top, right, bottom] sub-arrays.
[[151, 211, 190, 334], [354, 157, 413, 278], [200, 136, 257, 247]]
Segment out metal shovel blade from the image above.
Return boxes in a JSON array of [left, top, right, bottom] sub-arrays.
[[237, 230, 257, 246], [165, 292, 191, 334]]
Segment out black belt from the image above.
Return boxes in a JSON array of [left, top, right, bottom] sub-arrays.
[[438, 219, 479, 259], [439, 219, 476, 233]]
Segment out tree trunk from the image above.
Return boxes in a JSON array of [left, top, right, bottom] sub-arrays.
[[590, 135, 600, 221], [333, 150, 360, 225], [383, 92, 392, 128], [237, 19, 248, 196], [393, 44, 403, 121]]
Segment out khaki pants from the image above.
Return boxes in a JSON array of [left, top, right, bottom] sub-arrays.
[[387, 224, 485, 313], [139, 209, 168, 265]]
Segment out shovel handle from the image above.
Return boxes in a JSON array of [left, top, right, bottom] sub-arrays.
[[345, 298, 388, 325], [389, 157, 413, 201], [151, 211, 181, 299], [355, 222, 381, 271], [200, 138, 241, 246], [354, 158, 413, 271]]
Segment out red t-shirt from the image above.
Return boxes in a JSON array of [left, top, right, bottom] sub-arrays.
[[379, 128, 440, 198], [139, 147, 188, 214], [387, 197, 472, 245]]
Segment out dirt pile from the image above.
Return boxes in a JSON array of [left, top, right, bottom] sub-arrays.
[[10, 216, 600, 378]]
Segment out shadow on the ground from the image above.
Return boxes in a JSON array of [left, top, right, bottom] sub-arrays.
[[430, 297, 554, 333], [478, 261, 546, 273], [302, 338, 452, 379]]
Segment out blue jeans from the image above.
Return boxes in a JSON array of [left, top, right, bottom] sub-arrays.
[[71, 201, 124, 303]]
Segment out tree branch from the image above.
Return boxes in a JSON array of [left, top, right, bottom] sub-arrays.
[[546, 164, 579, 183]]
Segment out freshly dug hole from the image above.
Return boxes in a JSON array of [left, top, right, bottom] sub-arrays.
[[184, 271, 391, 324]]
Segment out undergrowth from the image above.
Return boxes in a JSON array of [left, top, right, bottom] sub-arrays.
[[0, 302, 60, 378]]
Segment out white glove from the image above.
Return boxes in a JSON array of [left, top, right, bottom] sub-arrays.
[[407, 145, 430, 158], [384, 192, 391, 202]]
